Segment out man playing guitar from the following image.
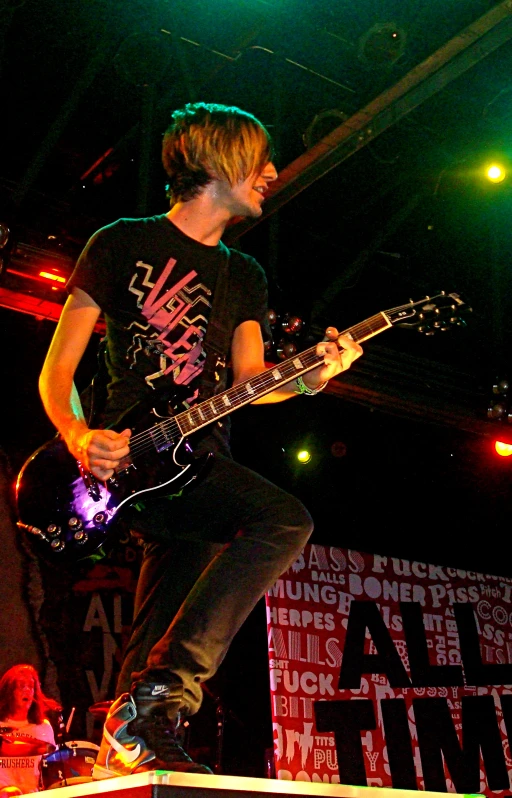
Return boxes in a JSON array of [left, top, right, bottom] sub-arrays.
[[38, 101, 362, 778]]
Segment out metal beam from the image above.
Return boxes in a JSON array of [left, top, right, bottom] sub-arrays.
[[224, 0, 512, 244]]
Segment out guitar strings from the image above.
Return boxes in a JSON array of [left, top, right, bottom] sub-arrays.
[[125, 310, 398, 463], [125, 297, 452, 463]]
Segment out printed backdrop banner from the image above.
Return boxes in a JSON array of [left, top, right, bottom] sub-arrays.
[[265, 546, 512, 795]]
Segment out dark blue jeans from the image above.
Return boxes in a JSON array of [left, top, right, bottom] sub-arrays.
[[116, 449, 313, 715]]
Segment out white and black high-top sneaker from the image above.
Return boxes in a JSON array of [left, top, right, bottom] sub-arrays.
[[92, 684, 212, 780], [129, 682, 212, 774], [92, 692, 156, 779]]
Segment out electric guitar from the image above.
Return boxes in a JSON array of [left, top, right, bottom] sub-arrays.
[[15, 292, 468, 563]]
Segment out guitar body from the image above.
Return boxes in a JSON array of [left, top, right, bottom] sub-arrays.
[[16, 410, 211, 564]]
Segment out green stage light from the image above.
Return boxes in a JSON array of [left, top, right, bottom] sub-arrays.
[[297, 449, 312, 464]]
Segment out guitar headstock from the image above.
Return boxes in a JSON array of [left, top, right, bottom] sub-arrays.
[[386, 292, 471, 335]]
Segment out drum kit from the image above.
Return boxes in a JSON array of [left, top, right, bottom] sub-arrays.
[[0, 717, 101, 790], [38, 740, 100, 790]]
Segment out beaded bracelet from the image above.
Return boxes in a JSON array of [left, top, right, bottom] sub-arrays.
[[294, 375, 328, 395]]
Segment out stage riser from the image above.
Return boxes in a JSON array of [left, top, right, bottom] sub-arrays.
[[22, 771, 481, 798]]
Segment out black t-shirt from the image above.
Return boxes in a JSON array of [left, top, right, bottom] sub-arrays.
[[68, 215, 269, 447]]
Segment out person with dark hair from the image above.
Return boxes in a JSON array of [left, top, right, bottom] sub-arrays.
[[0, 665, 57, 795], [38, 101, 363, 780]]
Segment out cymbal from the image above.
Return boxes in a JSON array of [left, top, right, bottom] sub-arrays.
[[0, 734, 56, 756]]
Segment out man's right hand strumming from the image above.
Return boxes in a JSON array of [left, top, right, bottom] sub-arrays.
[[69, 427, 132, 481]]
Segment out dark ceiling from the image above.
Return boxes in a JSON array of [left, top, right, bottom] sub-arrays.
[[2, 0, 512, 442]]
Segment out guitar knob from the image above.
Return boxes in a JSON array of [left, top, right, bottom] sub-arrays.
[[50, 538, 65, 551], [73, 530, 88, 544], [46, 524, 61, 537], [68, 517, 83, 531], [93, 512, 107, 526]]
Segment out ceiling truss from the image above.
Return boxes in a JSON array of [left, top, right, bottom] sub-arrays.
[[225, 0, 512, 243]]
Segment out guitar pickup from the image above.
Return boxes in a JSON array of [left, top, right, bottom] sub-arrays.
[[150, 427, 173, 453]]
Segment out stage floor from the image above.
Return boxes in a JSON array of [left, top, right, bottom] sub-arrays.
[[23, 770, 483, 798]]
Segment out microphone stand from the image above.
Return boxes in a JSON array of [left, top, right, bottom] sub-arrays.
[[202, 685, 247, 775], [215, 702, 225, 775], [53, 707, 76, 788]]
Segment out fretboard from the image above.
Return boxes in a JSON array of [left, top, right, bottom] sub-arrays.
[[175, 311, 392, 437]]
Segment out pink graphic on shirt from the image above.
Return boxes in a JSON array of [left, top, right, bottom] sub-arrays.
[[139, 257, 208, 387], [143, 259, 195, 330]]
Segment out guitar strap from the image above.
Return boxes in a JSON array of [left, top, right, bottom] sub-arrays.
[[197, 243, 232, 401], [81, 336, 109, 427]]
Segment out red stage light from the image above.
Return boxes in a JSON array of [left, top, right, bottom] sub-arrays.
[[495, 440, 512, 457], [39, 271, 66, 283]]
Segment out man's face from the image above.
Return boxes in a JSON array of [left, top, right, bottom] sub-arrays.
[[12, 677, 35, 714], [216, 161, 278, 218]]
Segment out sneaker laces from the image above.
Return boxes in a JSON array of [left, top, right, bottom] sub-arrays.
[[129, 712, 193, 764]]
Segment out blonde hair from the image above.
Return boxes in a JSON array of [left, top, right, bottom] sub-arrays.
[[162, 102, 273, 203]]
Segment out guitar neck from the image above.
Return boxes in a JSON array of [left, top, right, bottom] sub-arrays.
[[175, 311, 392, 437]]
